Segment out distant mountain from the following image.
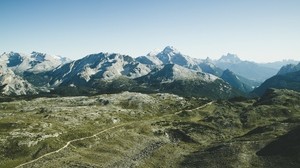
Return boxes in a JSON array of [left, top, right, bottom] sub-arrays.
[[198, 57, 223, 77], [221, 69, 259, 93], [47, 52, 239, 99], [277, 62, 300, 75], [214, 53, 278, 82], [48, 53, 151, 87], [0, 51, 70, 75], [1, 48, 296, 98], [137, 47, 225, 77], [217, 53, 242, 64], [0, 51, 70, 95], [252, 70, 300, 96], [136, 46, 201, 71], [135, 64, 239, 99]]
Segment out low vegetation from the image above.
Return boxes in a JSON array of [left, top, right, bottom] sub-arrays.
[[0, 89, 299, 167]]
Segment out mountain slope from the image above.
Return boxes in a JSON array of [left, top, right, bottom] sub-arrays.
[[0, 55, 38, 95], [90, 64, 242, 99], [198, 57, 224, 77], [0, 51, 70, 95], [252, 70, 300, 96], [137, 64, 217, 83], [220, 69, 256, 93], [48, 53, 151, 87], [137, 46, 201, 71], [0, 68, 37, 96], [135, 64, 239, 99]]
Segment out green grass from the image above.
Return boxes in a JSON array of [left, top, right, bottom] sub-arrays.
[[0, 89, 300, 167]]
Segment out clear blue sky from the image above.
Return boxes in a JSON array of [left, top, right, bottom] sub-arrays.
[[1, 0, 299, 62]]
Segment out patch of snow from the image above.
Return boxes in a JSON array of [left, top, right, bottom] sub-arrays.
[[80, 66, 98, 81]]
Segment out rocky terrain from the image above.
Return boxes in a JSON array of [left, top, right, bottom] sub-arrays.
[[0, 88, 299, 168], [2, 47, 298, 98], [1, 47, 300, 168]]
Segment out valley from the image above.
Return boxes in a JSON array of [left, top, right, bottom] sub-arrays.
[[1, 89, 299, 167]]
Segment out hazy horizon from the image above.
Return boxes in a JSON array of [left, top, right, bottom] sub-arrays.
[[1, 0, 299, 63]]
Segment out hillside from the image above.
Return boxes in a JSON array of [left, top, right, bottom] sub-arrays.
[[0, 89, 299, 167], [252, 70, 300, 96]]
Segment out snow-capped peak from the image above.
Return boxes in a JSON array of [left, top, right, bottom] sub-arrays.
[[0, 51, 71, 74], [162, 46, 179, 54], [136, 46, 201, 71], [49, 52, 152, 86], [203, 57, 214, 63]]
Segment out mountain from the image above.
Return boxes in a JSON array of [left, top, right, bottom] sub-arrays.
[[135, 64, 239, 99], [136, 52, 162, 66], [137, 48, 257, 94], [0, 66, 37, 95], [0, 51, 70, 95], [1, 48, 295, 98], [198, 57, 223, 77], [252, 70, 300, 96], [48, 52, 239, 99], [137, 64, 217, 83], [0, 52, 70, 75], [214, 53, 278, 82], [136, 46, 201, 71], [137, 47, 225, 76], [48, 52, 151, 87], [220, 69, 259, 93], [277, 62, 300, 75], [217, 53, 242, 64]]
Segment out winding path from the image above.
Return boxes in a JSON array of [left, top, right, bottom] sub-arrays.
[[15, 123, 129, 168], [15, 101, 213, 168]]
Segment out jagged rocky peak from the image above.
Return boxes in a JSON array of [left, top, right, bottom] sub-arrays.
[[48, 52, 152, 86], [30, 51, 71, 64], [218, 53, 241, 63], [204, 57, 213, 63], [156, 46, 201, 70], [0, 51, 70, 74], [162, 46, 180, 55], [136, 46, 201, 71]]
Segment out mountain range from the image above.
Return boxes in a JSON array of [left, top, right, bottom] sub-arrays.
[[0, 52, 70, 95], [0, 47, 299, 98], [213, 53, 298, 82]]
